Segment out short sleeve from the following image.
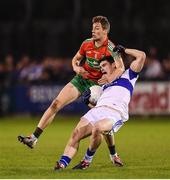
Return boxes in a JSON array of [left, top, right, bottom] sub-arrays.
[[129, 68, 139, 80]]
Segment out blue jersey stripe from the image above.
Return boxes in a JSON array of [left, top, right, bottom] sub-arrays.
[[103, 78, 134, 96], [129, 68, 139, 80], [112, 120, 123, 132]]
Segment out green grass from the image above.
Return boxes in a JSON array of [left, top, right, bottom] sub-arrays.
[[0, 115, 170, 178]]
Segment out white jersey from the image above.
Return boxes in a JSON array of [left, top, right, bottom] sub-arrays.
[[96, 68, 139, 121]]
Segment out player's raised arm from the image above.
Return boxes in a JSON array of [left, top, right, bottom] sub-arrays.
[[104, 47, 125, 83], [125, 48, 146, 73], [113, 54, 125, 76]]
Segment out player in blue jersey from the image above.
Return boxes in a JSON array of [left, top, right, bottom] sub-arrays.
[[54, 47, 146, 170]]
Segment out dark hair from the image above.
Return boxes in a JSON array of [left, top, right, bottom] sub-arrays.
[[99, 56, 114, 64], [92, 16, 110, 33]]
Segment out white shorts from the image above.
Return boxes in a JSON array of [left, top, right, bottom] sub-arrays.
[[82, 106, 124, 133]]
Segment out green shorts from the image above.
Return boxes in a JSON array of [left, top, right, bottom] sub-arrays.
[[70, 75, 98, 94]]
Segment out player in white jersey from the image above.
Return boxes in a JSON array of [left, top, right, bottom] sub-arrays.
[[54, 47, 146, 170], [95, 65, 139, 123]]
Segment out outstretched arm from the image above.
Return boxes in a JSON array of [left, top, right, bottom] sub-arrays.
[[125, 48, 146, 73]]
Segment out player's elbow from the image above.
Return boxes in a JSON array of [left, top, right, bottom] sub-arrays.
[[138, 51, 146, 70], [135, 51, 146, 67], [141, 51, 146, 60], [138, 51, 146, 62]]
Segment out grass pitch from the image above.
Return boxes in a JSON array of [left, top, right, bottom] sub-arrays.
[[0, 115, 170, 179]]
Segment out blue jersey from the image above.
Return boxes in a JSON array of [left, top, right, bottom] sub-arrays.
[[96, 68, 139, 121]]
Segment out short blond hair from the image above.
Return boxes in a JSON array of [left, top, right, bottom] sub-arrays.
[[92, 16, 110, 33]]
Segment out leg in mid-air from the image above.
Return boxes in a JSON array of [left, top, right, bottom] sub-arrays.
[[72, 115, 124, 170], [54, 117, 93, 170], [18, 82, 80, 148]]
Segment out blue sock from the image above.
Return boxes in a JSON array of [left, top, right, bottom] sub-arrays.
[[59, 155, 71, 168], [84, 148, 96, 162]]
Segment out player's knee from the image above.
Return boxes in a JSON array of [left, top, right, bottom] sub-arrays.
[[72, 128, 81, 142], [50, 99, 62, 111], [92, 125, 102, 136]]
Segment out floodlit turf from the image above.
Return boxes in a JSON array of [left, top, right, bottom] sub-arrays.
[[0, 115, 170, 178]]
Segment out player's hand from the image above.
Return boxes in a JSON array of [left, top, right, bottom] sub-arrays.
[[82, 89, 95, 108], [82, 88, 91, 105], [98, 75, 108, 85], [74, 66, 89, 76], [113, 45, 126, 54]]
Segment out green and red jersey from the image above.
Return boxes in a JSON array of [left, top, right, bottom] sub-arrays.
[[79, 38, 115, 81]]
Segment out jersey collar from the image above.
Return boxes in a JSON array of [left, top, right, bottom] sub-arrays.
[[93, 37, 108, 48]]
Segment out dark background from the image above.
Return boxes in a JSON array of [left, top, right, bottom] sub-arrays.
[[0, 0, 169, 59]]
